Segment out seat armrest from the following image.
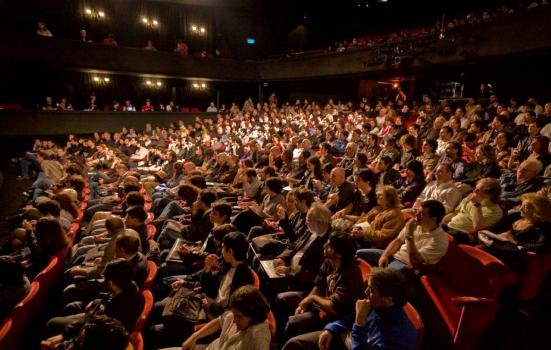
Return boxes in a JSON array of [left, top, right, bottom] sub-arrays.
[[452, 296, 495, 306]]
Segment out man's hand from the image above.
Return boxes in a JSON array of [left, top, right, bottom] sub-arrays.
[[275, 265, 290, 276], [273, 258, 285, 268], [405, 218, 417, 235], [378, 255, 389, 267], [69, 267, 89, 278], [355, 299, 372, 327], [40, 334, 64, 350], [295, 295, 313, 315], [204, 254, 219, 273], [275, 204, 286, 221], [498, 231, 517, 244], [171, 278, 185, 289], [318, 330, 334, 350], [181, 336, 197, 350]]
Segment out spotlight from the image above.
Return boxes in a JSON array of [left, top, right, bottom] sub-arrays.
[[201, 83, 206, 88], [156, 81, 162, 86], [104, 77, 110, 82], [98, 11, 105, 18], [146, 80, 152, 85], [93, 76, 100, 82], [142, 17, 149, 23], [85, 8, 92, 15], [193, 83, 199, 88], [200, 27, 205, 33], [191, 25, 197, 31], [152, 20, 158, 26]]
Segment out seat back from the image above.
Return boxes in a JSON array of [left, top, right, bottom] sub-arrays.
[[133, 290, 154, 333], [267, 310, 276, 343], [251, 269, 261, 288], [35, 256, 64, 303], [357, 258, 371, 287], [0, 318, 12, 348], [142, 260, 157, 291], [146, 224, 156, 240], [3, 281, 40, 350], [404, 302, 424, 350], [128, 332, 144, 350]]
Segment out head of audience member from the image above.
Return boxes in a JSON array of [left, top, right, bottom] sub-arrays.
[[405, 160, 425, 181], [35, 217, 69, 256], [473, 178, 502, 205], [445, 141, 462, 160], [323, 231, 358, 269], [177, 184, 200, 205], [264, 177, 284, 198], [330, 167, 347, 187], [209, 202, 232, 226], [433, 116, 446, 130], [322, 163, 334, 182], [376, 156, 393, 174], [76, 315, 129, 350], [36, 199, 61, 219], [192, 189, 217, 217], [124, 206, 147, 229], [492, 115, 507, 131], [345, 142, 358, 158], [104, 258, 136, 294], [530, 135, 550, 157], [519, 193, 551, 223], [439, 126, 453, 142], [516, 159, 543, 183], [435, 163, 453, 185], [105, 216, 125, 238], [367, 267, 408, 309], [295, 189, 316, 214], [376, 185, 401, 210], [355, 168, 375, 196], [422, 139, 437, 155], [285, 189, 299, 214], [306, 204, 332, 236], [228, 285, 270, 331], [222, 232, 248, 265], [211, 224, 236, 248], [415, 200, 446, 231], [115, 232, 140, 259], [298, 150, 311, 166], [306, 156, 322, 177], [189, 175, 207, 189], [354, 152, 369, 170], [0, 255, 28, 290], [476, 144, 497, 165], [241, 168, 258, 184]]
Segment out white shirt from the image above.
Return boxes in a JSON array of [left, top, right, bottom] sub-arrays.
[[416, 180, 462, 213], [216, 267, 236, 306], [393, 225, 449, 265]]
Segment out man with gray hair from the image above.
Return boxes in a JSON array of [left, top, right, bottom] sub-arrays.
[[500, 159, 543, 209], [337, 142, 358, 177], [324, 167, 355, 214]]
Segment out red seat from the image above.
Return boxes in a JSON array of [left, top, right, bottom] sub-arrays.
[[0, 318, 12, 348], [1, 281, 40, 350], [357, 257, 371, 285], [35, 256, 64, 304], [500, 249, 551, 301], [128, 331, 143, 350], [419, 244, 505, 349], [144, 202, 152, 211], [404, 302, 424, 350], [133, 290, 153, 333], [146, 224, 157, 240], [251, 269, 261, 288], [142, 260, 157, 291], [146, 212, 155, 224], [267, 310, 277, 343]]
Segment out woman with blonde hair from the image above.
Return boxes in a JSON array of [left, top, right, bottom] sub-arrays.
[[349, 185, 405, 247]]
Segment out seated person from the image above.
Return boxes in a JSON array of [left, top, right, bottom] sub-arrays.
[[162, 285, 271, 350], [337, 143, 358, 177], [28, 216, 70, 277], [276, 232, 364, 343], [324, 167, 355, 214], [397, 160, 426, 205], [374, 156, 401, 187], [283, 267, 416, 350], [357, 200, 448, 271], [485, 192, 551, 264], [45, 259, 145, 339], [243, 177, 286, 219], [347, 186, 405, 247], [500, 159, 543, 209], [154, 184, 200, 224], [41, 315, 129, 350], [157, 189, 217, 250], [412, 163, 462, 214], [148, 232, 254, 348], [0, 255, 31, 320], [268, 204, 332, 290], [444, 178, 504, 243]]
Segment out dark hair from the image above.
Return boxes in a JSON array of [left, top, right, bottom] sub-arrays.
[[356, 152, 368, 167], [447, 141, 462, 158], [328, 231, 358, 267], [265, 177, 283, 194], [262, 166, 277, 177], [356, 168, 375, 187], [0, 255, 26, 287], [464, 132, 478, 143], [54, 192, 79, 218], [244, 168, 257, 179], [190, 175, 207, 189], [36, 200, 61, 217], [478, 178, 502, 203], [123, 183, 141, 194], [115, 232, 140, 255], [380, 155, 393, 167], [307, 156, 322, 178], [222, 231, 248, 261], [212, 202, 232, 222], [104, 259, 134, 289], [321, 141, 332, 152], [212, 224, 236, 243], [421, 200, 446, 224], [229, 285, 270, 325], [401, 134, 416, 148], [35, 217, 68, 256], [125, 191, 145, 208], [296, 189, 316, 207], [199, 189, 217, 207], [126, 205, 148, 222], [405, 160, 425, 179], [369, 267, 408, 306], [177, 184, 200, 204], [80, 315, 129, 350], [322, 162, 334, 174], [424, 139, 437, 152], [441, 126, 453, 135]]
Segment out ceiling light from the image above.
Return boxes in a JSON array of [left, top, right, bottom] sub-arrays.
[[191, 25, 197, 31], [156, 81, 162, 86], [200, 27, 206, 33], [98, 11, 105, 17], [85, 8, 92, 15], [142, 17, 148, 23], [152, 20, 158, 26], [104, 77, 110, 82], [201, 83, 206, 88], [193, 83, 199, 88], [146, 80, 152, 85], [93, 76, 100, 82]]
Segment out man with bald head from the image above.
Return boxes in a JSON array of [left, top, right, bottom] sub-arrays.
[[324, 167, 355, 214], [500, 159, 543, 209]]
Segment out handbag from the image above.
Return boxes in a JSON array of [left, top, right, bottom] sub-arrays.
[[162, 287, 204, 324]]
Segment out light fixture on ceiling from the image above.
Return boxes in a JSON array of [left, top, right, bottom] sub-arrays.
[[84, 8, 106, 20]]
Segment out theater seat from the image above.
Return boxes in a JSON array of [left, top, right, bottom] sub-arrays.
[[251, 269, 260, 288], [420, 244, 505, 349], [404, 302, 424, 350], [0, 318, 12, 348], [133, 290, 153, 333], [267, 310, 276, 343], [142, 260, 157, 291], [146, 224, 157, 240], [128, 332, 144, 350], [500, 250, 551, 301], [34, 256, 64, 304], [1, 281, 40, 350]]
